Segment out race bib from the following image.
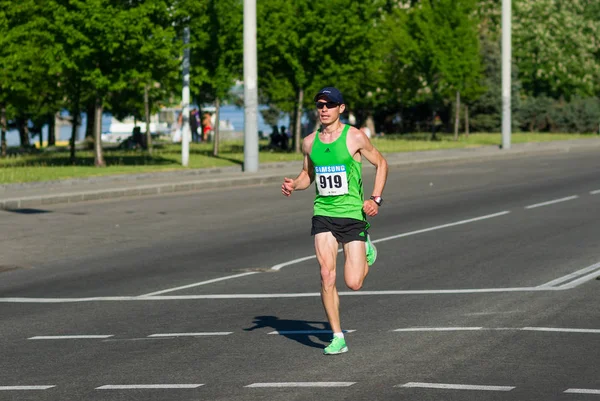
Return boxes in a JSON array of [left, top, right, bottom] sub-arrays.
[[315, 165, 349, 196]]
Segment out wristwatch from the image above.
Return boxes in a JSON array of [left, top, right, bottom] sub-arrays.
[[370, 196, 383, 206]]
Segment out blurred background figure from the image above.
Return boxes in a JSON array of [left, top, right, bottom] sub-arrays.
[[202, 112, 213, 142]]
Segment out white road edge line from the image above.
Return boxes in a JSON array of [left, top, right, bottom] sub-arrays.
[[565, 388, 600, 394], [28, 335, 113, 340], [96, 384, 204, 390], [139, 272, 259, 297], [525, 195, 579, 209], [246, 382, 356, 388], [0, 287, 557, 303], [271, 211, 511, 271], [393, 327, 600, 334], [148, 332, 232, 337], [398, 382, 515, 391], [0, 386, 55, 391], [268, 330, 356, 335]]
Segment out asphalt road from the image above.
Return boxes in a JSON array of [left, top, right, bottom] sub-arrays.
[[1, 148, 599, 401]]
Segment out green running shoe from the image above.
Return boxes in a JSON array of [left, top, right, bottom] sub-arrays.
[[366, 235, 377, 266], [323, 337, 348, 355]]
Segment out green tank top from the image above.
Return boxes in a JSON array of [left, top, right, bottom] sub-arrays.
[[310, 125, 365, 221]]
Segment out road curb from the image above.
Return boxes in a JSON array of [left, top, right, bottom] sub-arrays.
[[2, 139, 599, 210]]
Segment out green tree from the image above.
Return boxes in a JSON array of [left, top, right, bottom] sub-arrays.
[[513, 0, 600, 100], [403, 0, 484, 139], [258, 0, 390, 151], [189, 0, 242, 155]]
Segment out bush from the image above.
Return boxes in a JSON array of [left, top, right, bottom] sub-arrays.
[[517, 96, 600, 133], [552, 97, 600, 133]]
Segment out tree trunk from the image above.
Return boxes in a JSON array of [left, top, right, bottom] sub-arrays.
[[1, 105, 7, 157], [213, 97, 220, 157], [70, 107, 79, 163], [17, 117, 30, 147], [465, 104, 470, 138], [85, 101, 95, 139], [294, 88, 304, 154], [94, 97, 106, 167], [365, 113, 376, 138], [48, 113, 57, 146], [453, 90, 460, 141], [144, 84, 152, 155]]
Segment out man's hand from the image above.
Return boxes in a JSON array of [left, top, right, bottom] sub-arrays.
[[363, 199, 379, 216], [281, 177, 295, 197]]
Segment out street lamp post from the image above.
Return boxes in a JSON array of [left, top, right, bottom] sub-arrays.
[[501, 0, 511, 150], [181, 26, 191, 166], [243, 0, 259, 172]]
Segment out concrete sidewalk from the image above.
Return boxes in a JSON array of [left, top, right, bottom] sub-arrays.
[[1, 138, 599, 210]]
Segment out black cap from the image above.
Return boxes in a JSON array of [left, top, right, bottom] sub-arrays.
[[314, 87, 344, 104]]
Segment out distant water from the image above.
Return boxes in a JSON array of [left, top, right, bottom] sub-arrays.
[[3, 104, 290, 146]]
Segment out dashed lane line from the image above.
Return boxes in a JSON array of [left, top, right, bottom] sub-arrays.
[[268, 330, 356, 335], [270, 211, 511, 271], [246, 382, 356, 388], [148, 332, 232, 337], [394, 327, 483, 332], [0, 386, 55, 391], [525, 195, 579, 209], [28, 335, 113, 340], [565, 388, 600, 395], [139, 272, 259, 297], [522, 327, 600, 334], [96, 384, 204, 390], [398, 382, 515, 391], [590, 190, 600, 195]]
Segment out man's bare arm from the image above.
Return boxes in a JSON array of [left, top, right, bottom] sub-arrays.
[[281, 135, 315, 196]]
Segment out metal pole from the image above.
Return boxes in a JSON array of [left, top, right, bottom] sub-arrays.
[[243, 0, 259, 172], [181, 26, 191, 166], [501, 0, 511, 150]]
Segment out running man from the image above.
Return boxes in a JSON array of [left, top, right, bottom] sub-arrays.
[[281, 87, 388, 355]]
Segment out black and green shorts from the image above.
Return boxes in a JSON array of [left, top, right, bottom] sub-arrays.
[[311, 215, 369, 244]]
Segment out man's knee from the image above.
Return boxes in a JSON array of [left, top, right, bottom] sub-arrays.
[[345, 277, 363, 291], [320, 266, 336, 287]]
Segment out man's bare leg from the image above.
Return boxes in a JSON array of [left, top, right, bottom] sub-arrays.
[[315, 232, 341, 333], [343, 241, 369, 291]]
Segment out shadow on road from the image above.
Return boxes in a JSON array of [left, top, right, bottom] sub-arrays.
[[244, 315, 331, 350]]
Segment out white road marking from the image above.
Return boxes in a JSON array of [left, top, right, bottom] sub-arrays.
[[565, 388, 600, 395], [394, 327, 483, 332], [270, 211, 511, 271], [537, 261, 600, 288], [394, 327, 600, 334], [0, 287, 557, 303], [268, 330, 356, 335], [96, 384, 204, 390], [246, 382, 355, 388], [398, 382, 514, 391], [28, 335, 113, 340], [525, 195, 579, 209], [139, 272, 259, 297], [590, 190, 600, 195], [522, 327, 600, 334], [148, 332, 232, 337], [0, 386, 55, 391]]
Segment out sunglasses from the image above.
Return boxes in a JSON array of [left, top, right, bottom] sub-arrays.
[[316, 101, 340, 110]]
